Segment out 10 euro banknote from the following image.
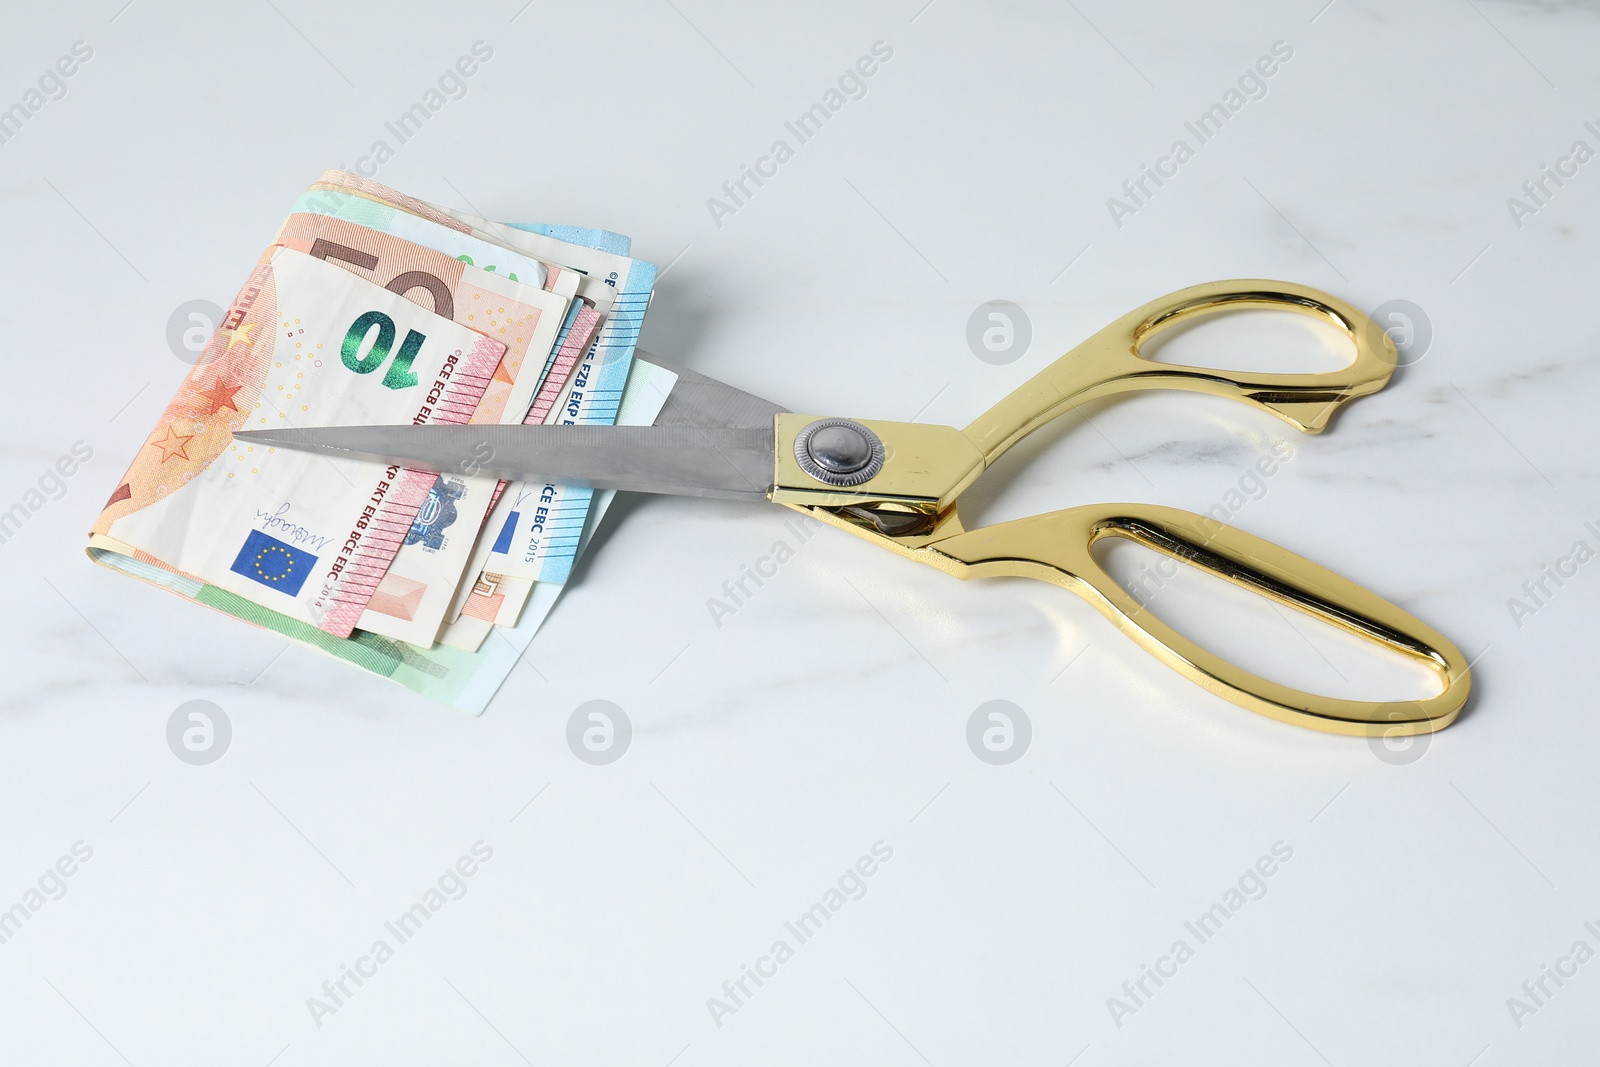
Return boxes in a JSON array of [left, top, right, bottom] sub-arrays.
[[90, 247, 506, 637]]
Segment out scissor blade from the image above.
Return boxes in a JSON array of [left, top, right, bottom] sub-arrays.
[[230, 423, 776, 501], [635, 349, 788, 430]]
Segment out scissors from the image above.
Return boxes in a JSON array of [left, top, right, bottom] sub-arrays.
[[238, 279, 1471, 736]]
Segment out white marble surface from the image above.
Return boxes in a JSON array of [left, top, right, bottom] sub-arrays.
[[3, 0, 1598, 1062]]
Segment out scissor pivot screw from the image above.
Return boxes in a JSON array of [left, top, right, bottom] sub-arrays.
[[795, 418, 885, 486]]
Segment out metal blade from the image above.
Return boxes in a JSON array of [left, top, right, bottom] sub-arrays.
[[230, 423, 776, 500], [635, 349, 787, 430]]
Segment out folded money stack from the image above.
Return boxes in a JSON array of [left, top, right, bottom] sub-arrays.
[[87, 172, 668, 712]]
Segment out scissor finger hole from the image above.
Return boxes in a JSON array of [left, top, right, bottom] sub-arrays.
[[1137, 308, 1355, 374], [1091, 536, 1444, 706]]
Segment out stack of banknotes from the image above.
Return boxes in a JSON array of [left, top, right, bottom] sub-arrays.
[[87, 171, 668, 712]]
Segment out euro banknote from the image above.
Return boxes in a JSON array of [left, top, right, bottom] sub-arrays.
[[437, 357, 675, 661], [269, 212, 572, 422], [439, 302, 604, 648], [312, 169, 636, 257], [266, 211, 576, 644], [291, 187, 579, 296], [308, 173, 657, 585], [90, 247, 506, 637]]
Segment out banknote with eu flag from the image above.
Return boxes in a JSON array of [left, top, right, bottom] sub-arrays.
[[228, 529, 317, 598]]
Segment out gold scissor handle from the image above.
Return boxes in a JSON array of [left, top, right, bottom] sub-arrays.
[[776, 279, 1466, 734], [962, 279, 1398, 466], [930, 502, 1470, 735]]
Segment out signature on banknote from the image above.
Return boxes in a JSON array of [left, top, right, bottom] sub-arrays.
[[254, 502, 335, 552]]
